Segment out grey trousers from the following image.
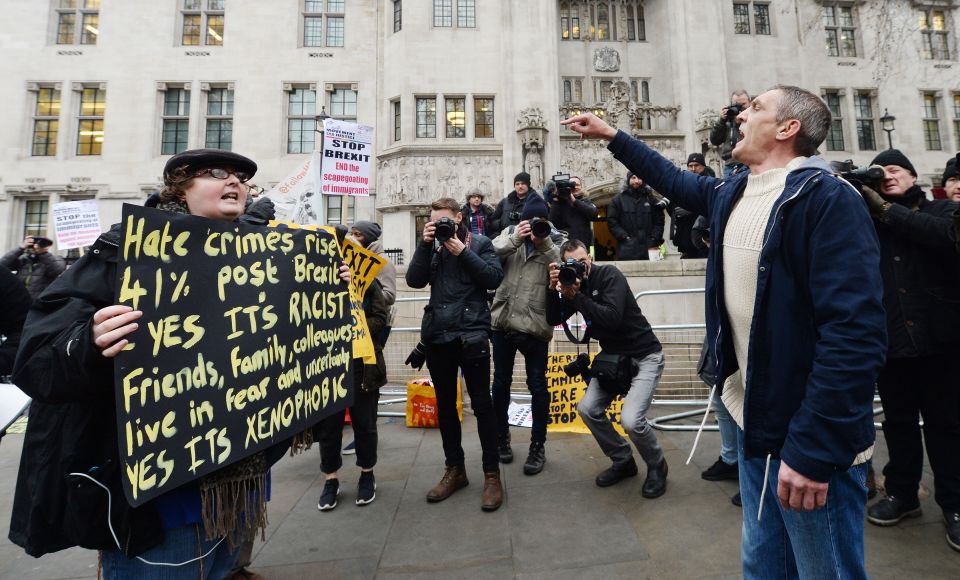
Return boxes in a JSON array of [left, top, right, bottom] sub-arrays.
[[578, 350, 665, 468]]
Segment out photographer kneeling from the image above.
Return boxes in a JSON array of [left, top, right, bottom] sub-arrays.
[[546, 240, 668, 497]]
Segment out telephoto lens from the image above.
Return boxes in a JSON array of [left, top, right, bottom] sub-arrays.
[[530, 217, 552, 239], [434, 217, 457, 242]]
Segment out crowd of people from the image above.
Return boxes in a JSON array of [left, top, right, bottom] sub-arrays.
[[3, 83, 960, 579]]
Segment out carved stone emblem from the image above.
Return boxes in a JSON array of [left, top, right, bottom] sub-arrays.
[[593, 47, 620, 72], [516, 107, 546, 129]]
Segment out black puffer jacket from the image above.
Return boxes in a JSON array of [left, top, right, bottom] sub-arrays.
[[489, 190, 538, 238], [405, 228, 504, 345], [0, 249, 66, 301], [460, 202, 496, 238], [549, 194, 599, 248], [874, 190, 960, 358], [607, 185, 665, 260], [0, 267, 32, 376]]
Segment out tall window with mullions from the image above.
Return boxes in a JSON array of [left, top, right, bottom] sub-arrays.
[[161, 87, 190, 155], [23, 200, 49, 239], [77, 86, 105, 156], [287, 87, 316, 154], [205, 87, 233, 150], [32, 87, 60, 156], [823, 91, 845, 151]]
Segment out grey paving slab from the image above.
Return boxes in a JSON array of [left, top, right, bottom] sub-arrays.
[[377, 556, 515, 579], [254, 557, 379, 580]]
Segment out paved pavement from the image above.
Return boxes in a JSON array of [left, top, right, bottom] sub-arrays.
[[2, 405, 959, 579]]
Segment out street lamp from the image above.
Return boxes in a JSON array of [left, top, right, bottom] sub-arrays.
[[880, 108, 896, 150], [314, 106, 331, 141]]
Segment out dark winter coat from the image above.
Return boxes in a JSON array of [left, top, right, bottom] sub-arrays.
[[360, 279, 389, 392], [671, 205, 707, 259], [0, 268, 32, 376], [489, 190, 538, 239], [0, 248, 66, 301], [873, 191, 960, 358], [461, 202, 496, 238], [709, 116, 741, 163], [405, 230, 504, 345], [548, 194, 599, 248], [607, 185, 665, 260], [607, 130, 887, 483]]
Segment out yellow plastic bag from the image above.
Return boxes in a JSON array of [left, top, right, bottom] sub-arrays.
[[405, 377, 463, 428]]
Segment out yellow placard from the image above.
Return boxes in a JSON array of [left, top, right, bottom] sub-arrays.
[[546, 353, 626, 435]]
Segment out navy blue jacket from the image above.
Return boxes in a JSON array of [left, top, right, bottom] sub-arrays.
[[607, 131, 887, 482]]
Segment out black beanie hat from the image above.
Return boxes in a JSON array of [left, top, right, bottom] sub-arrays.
[[351, 220, 382, 245], [514, 172, 531, 187], [687, 153, 706, 166], [943, 153, 960, 183], [520, 192, 549, 221], [870, 149, 917, 177]]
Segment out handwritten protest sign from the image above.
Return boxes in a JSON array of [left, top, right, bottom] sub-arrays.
[[114, 204, 353, 506], [320, 119, 373, 197], [546, 353, 626, 435], [52, 199, 101, 250]]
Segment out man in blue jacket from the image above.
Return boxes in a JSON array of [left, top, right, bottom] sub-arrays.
[[562, 85, 887, 579]]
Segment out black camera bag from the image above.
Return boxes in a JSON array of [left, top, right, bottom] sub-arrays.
[[590, 352, 639, 396]]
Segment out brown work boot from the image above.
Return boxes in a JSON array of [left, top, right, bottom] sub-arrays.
[[481, 470, 504, 512], [426, 465, 468, 503]]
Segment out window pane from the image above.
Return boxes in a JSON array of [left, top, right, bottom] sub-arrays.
[[287, 118, 316, 153], [597, 4, 609, 40], [924, 120, 942, 150], [24, 200, 49, 239], [304, 16, 323, 46], [57, 13, 76, 44], [840, 28, 856, 56], [563, 81, 572, 103], [445, 97, 465, 138], [457, 0, 475, 28], [824, 93, 844, 151], [164, 89, 191, 116], [857, 120, 876, 151], [416, 98, 436, 138], [839, 7, 854, 28], [393, 100, 401, 141], [32, 120, 59, 156], [433, 0, 452, 27], [162, 119, 190, 154], [80, 13, 99, 44], [59, 0, 78, 8], [326, 16, 344, 46], [733, 3, 750, 34], [305, 0, 323, 11], [626, 6, 636, 40], [182, 14, 201, 45], [207, 88, 233, 115], [206, 15, 224, 45], [77, 119, 103, 155], [208, 0, 225, 10], [822, 6, 836, 27], [36, 88, 61, 116], [83, 0, 100, 7], [474, 97, 494, 138], [825, 29, 839, 56], [327, 0, 344, 12], [636, 6, 645, 40], [599, 80, 612, 102], [394, 0, 402, 32], [331, 88, 357, 118], [184, 0, 201, 9], [288, 88, 316, 116], [205, 119, 233, 150], [754, 4, 770, 35], [80, 88, 106, 116]]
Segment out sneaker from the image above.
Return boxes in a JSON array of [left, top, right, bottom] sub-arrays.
[[523, 442, 546, 476], [498, 433, 513, 464], [356, 471, 376, 506], [731, 492, 742, 507], [595, 457, 639, 487], [866, 495, 922, 526], [317, 478, 340, 511], [343, 440, 356, 455], [701, 456, 739, 481], [945, 512, 960, 552]]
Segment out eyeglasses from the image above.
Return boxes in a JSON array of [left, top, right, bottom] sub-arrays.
[[195, 167, 252, 183], [245, 184, 265, 196]]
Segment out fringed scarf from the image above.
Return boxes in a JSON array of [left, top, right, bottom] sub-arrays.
[[156, 196, 271, 549]]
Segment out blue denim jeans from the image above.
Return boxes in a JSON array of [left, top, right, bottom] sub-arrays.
[[737, 429, 869, 580], [102, 523, 239, 579], [712, 387, 738, 466], [491, 330, 550, 444]]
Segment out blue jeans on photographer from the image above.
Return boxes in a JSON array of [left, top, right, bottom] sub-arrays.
[[491, 330, 550, 445], [737, 428, 869, 580], [578, 351, 665, 468], [712, 388, 738, 466], [101, 523, 239, 580]]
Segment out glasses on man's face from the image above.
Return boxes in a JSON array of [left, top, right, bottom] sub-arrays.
[[196, 167, 252, 183], [245, 184, 265, 196]]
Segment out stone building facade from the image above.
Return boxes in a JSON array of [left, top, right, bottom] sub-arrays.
[[1, 0, 958, 261]]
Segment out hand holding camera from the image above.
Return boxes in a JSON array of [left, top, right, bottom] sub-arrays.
[[554, 258, 585, 300], [721, 103, 743, 122]]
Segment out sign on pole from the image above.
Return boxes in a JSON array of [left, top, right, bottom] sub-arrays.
[[320, 119, 373, 197], [263, 152, 324, 225], [114, 204, 353, 506], [52, 199, 101, 250]]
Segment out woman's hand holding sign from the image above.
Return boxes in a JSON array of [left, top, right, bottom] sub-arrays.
[[92, 305, 143, 358]]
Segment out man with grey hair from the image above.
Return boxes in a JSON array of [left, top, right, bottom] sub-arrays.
[[710, 89, 751, 179], [562, 85, 886, 579]]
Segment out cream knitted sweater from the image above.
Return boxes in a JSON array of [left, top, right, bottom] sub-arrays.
[[720, 157, 871, 465]]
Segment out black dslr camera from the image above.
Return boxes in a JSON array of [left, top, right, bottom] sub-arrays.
[[529, 217, 552, 238], [829, 160, 885, 194], [508, 211, 522, 221], [552, 173, 576, 200], [563, 352, 592, 382], [434, 217, 458, 242], [556, 258, 586, 287], [725, 103, 744, 121]]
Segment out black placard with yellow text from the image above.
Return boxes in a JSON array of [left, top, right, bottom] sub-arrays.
[[114, 204, 353, 506]]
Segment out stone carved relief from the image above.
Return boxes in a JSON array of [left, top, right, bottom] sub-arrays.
[[606, 81, 633, 133], [376, 154, 504, 209], [695, 108, 719, 132], [593, 47, 620, 72], [517, 107, 546, 129], [523, 147, 544, 191]]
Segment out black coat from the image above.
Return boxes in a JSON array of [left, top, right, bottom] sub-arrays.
[[549, 194, 599, 248], [874, 191, 960, 358], [607, 186, 665, 260], [489, 190, 537, 239], [0, 268, 33, 376], [0, 248, 66, 301], [671, 206, 707, 259], [460, 202, 496, 238], [405, 230, 504, 345]]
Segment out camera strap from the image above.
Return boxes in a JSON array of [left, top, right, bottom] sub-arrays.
[[561, 316, 591, 345]]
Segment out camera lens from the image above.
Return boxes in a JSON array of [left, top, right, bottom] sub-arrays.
[[530, 218, 551, 239]]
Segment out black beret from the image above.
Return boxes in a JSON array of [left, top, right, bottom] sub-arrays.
[[163, 148, 257, 181]]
